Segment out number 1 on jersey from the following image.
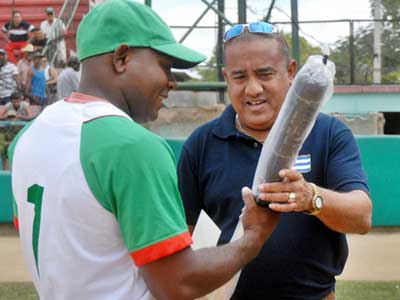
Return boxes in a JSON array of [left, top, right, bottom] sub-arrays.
[[27, 184, 44, 274]]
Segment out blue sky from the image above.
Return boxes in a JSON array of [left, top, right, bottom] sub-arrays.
[[135, 0, 372, 60]]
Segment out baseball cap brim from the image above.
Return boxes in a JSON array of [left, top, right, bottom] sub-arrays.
[[152, 43, 206, 69]]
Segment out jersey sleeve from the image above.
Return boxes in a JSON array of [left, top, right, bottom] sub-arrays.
[[177, 143, 203, 226], [80, 116, 191, 267], [11, 64, 19, 76], [2, 22, 9, 33], [326, 120, 369, 193], [21, 21, 34, 32]]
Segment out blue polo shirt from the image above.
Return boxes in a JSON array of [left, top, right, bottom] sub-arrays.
[[178, 105, 369, 300]]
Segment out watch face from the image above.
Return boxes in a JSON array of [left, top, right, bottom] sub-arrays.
[[315, 196, 323, 209]]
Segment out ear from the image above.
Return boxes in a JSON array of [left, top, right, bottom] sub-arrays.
[[112, 44, 130, 73], [222, 67, 228, 82], [287, 59, 297, 83]]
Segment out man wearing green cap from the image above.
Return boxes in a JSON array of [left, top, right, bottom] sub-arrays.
[[9, 1, 279, 300]]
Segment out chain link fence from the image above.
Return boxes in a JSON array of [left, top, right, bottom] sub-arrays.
[[0, 122, 27, 170]]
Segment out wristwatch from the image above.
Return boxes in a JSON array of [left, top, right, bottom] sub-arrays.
[[304, 183, 323, 215]]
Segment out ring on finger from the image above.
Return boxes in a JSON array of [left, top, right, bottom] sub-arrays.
[[288, 192, 296, 202]]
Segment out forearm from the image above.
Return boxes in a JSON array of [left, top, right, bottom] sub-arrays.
[[25, 82, 31, 95], [142, 232, 263, 300], [142, 187, 279, 300], [47, 79, 57, 85], [18, 115, 31, 121], [1, 31, 9, 42], [316, 188, 372, 234]]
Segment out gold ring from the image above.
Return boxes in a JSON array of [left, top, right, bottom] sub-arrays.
[[288, 192, 296, 202]]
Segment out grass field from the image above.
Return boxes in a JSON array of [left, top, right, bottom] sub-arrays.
[[1, 281, 399, 300]]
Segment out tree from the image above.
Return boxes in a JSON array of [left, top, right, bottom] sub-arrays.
[[330, 1, 400, 84], [194, 48, 218, 82], [282, 32, 322, 67]]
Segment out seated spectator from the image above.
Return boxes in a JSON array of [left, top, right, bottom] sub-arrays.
[[0, 91, 32, 120], [28, 28, 47, 52], [1, 11, 35, 63], [25, 52, 47, 106], [40, 7, 67, 67], [57, 56, 80, 99], [18, 44, 34, 91], [0, 48, 21, 104], [42, 56, 58, 104]]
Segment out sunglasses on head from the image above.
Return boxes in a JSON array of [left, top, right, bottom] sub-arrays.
[[224, 22, 278, 42]]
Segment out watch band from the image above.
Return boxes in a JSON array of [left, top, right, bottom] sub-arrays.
[[304, 183, 322, 215]]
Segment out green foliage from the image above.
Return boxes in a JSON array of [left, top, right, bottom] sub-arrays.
[[283, 32, 322, 66], [332, 1, 400, 84], [371, 0, 400, 29], [194, 48, 218, 82]]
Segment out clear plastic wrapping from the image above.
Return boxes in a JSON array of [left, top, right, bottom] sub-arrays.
[[251, 55, 336, 205]]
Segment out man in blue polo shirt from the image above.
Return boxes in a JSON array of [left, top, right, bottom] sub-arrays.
[[178, 22, 372, 300]]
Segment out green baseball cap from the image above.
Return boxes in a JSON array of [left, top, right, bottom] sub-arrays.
[[77, 0, 206, 69]]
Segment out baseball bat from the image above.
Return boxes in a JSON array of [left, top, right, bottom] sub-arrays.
[[252, 55, 335, 206]]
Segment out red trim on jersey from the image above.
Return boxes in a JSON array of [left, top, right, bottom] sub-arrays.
[[13, 217, 19, 231], [83, 115, 127, 124], [131, 232, 192, 267], [65, 92, 110, 104]]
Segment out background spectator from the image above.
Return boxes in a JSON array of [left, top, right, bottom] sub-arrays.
[[57, 56, 80, 99], [0, 91, 32, 120], [42, 56, 58, 104], [0, 48, 21, 104], [17, 44, 34, 92], [28, 28, 47, 52], [40, 7, 66, 67], [1, 11, 35, 63], [25, 52, 47, 106]]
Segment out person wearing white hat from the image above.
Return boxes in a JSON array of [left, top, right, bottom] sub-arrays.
[[17, 44, 34, 91]]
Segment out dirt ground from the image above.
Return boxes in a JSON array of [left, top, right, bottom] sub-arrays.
[[1, 225, 399, 282]]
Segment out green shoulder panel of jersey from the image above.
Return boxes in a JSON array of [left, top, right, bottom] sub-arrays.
[[80, 116, 188, 255]]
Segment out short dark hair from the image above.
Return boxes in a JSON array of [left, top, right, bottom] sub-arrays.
[[223, 29, 290, 66], [12, 10, 21, 17], [10, 91, 22, 100], [68, 56, 80, 67]]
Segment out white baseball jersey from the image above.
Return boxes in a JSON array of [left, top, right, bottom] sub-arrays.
[[9, 93, 191, 300]]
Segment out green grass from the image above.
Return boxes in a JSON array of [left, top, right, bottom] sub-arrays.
[[0, 281, 399, 299], [336, 281, 400, 300], [0, 282, 37, 300]]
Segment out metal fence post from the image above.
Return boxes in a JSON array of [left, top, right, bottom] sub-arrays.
[[217, 0, 225, 103], [290, 0, 300, 64], [349, 20, 355, 84], [238, 0, 246, 24]]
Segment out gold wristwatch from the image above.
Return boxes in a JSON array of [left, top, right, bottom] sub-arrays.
[[304, 183, 323, 215]]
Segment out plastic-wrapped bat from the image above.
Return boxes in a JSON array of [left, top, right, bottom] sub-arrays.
[[252, 55, 336, 207]]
